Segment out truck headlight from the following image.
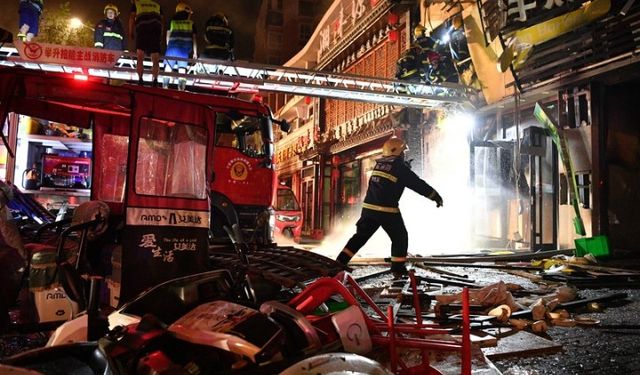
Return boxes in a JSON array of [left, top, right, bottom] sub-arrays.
[[276, 214, 300, 222]]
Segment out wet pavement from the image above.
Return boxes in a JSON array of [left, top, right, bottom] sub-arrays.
[[348, 262, 640, 375], [495, 288, 640, 375]]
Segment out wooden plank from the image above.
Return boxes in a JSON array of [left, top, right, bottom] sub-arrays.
[[482, 330, 562, 360]]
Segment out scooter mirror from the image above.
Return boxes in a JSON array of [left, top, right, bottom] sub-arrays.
[[279, 119, 290, 133]]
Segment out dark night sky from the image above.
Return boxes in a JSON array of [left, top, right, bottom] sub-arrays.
[[1, 0, 262, 60]]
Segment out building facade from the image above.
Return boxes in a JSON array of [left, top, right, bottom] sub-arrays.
[[271, 0, 417, 240], [253, 0, 332, 65], [270, 0, 640, 255]]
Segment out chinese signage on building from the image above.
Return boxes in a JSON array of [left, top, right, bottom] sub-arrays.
[[317, 0, 383, 61]]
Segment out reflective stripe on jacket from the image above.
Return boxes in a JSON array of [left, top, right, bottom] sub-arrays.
[[134, 0, 160, 16], [168, 19, 194, 44], [133, 0, 162, 27], [362, 156, 437, 212], [205, 25, 233, 50], [94, 18, 126, 50]]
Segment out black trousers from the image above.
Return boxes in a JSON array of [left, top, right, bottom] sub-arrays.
[[345, 208, 408, 259]]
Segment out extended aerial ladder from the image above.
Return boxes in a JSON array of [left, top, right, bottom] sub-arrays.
[[0, 41, 476, 110]]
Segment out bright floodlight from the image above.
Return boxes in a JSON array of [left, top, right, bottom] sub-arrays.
[[69, 18, 84, 29]]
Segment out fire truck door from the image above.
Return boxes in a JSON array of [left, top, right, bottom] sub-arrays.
[[119, 91, 213, 302]]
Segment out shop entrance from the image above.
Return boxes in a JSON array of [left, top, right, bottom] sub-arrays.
[[471, 119, 558, 251]]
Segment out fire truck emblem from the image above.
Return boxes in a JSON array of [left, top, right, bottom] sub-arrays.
[[230, 160, 248, 181], [23, 42, 43, 60]]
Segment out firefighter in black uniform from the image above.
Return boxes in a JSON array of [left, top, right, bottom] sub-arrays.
[[94, 4, 126, 50], [203, 13, 234, 60], [336, 137, 443, 277], [395, 46, 421, 82], [413, 24, 439, 53], [424, 50, 459, 84]]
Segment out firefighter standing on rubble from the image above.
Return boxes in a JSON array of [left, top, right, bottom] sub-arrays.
[[129, 0, 163, 86], [202, 13, 234, 60], [336, 137, 443, 277], [94, 4, 126, 51], [17, 0, 43, 42], [163, 2, 198, 90]]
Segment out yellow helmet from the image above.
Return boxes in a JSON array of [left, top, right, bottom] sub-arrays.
[[452, 15, 463, 30], [382, 137, 407, 157], [414, 24, 426, 38], [104, 3, 119, 16], [176, 2, 193, 14]]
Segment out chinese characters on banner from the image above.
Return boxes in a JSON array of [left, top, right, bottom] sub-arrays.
[[15, 40, 122, 69], [481, 0, 588, 40], [506, 0, 584, 23], [317, 0, 381, 61], [138, 233, 198, 264]]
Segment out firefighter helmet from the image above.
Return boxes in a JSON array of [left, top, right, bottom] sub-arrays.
[[210, 12, 229, 27], [452, 15, 463, 30], [104, 3, 119, 16], [382, 137, 407, 157], [176, 2, 193, 14], [414, 24, 427, 38]]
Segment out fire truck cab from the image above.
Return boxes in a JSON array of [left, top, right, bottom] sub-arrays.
[[0, 66, 287, 302]]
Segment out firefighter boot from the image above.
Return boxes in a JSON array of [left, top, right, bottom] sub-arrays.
[[178, 78, 187, 91], [391, 261, 408, 279], [336, 248, 354, 267]]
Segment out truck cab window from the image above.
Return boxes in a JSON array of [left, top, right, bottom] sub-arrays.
[[216, 112, 268, 158]]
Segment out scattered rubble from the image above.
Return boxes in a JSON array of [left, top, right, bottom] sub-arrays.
[[1, 251, 640, 374]]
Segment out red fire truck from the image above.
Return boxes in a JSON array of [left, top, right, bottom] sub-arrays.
[[0, 66, 291, 302]]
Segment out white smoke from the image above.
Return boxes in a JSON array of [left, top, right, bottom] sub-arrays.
[[313, 113, 477, 259]]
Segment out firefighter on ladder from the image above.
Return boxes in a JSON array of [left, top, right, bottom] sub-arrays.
[[336, 136, 443, 278], [94, 3, 126, 51], [203, 13, 234, 60], [17, 0, 43, 42], [395, 46, 421, 83], [412, 24, 459, 84], [163, 2, 197, 90], [129, 0, 164, 86]]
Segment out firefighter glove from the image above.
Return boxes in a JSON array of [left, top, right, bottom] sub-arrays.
[[433, 192, 443, 208]]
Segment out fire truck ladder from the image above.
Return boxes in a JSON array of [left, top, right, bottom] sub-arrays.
[[0, 44, 476, 110]]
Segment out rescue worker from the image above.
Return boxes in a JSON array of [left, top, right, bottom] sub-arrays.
[[17, 0, 44, 42], [94, 3, 126, 51], [395, 46, 421, 83], [129, 0, 163, 86], [424, 50, 459, 84], [336, 137, 443, 277], [203, 13, 234, 60], [163, 2, 197, 90], [413, 24, 439, 53]]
